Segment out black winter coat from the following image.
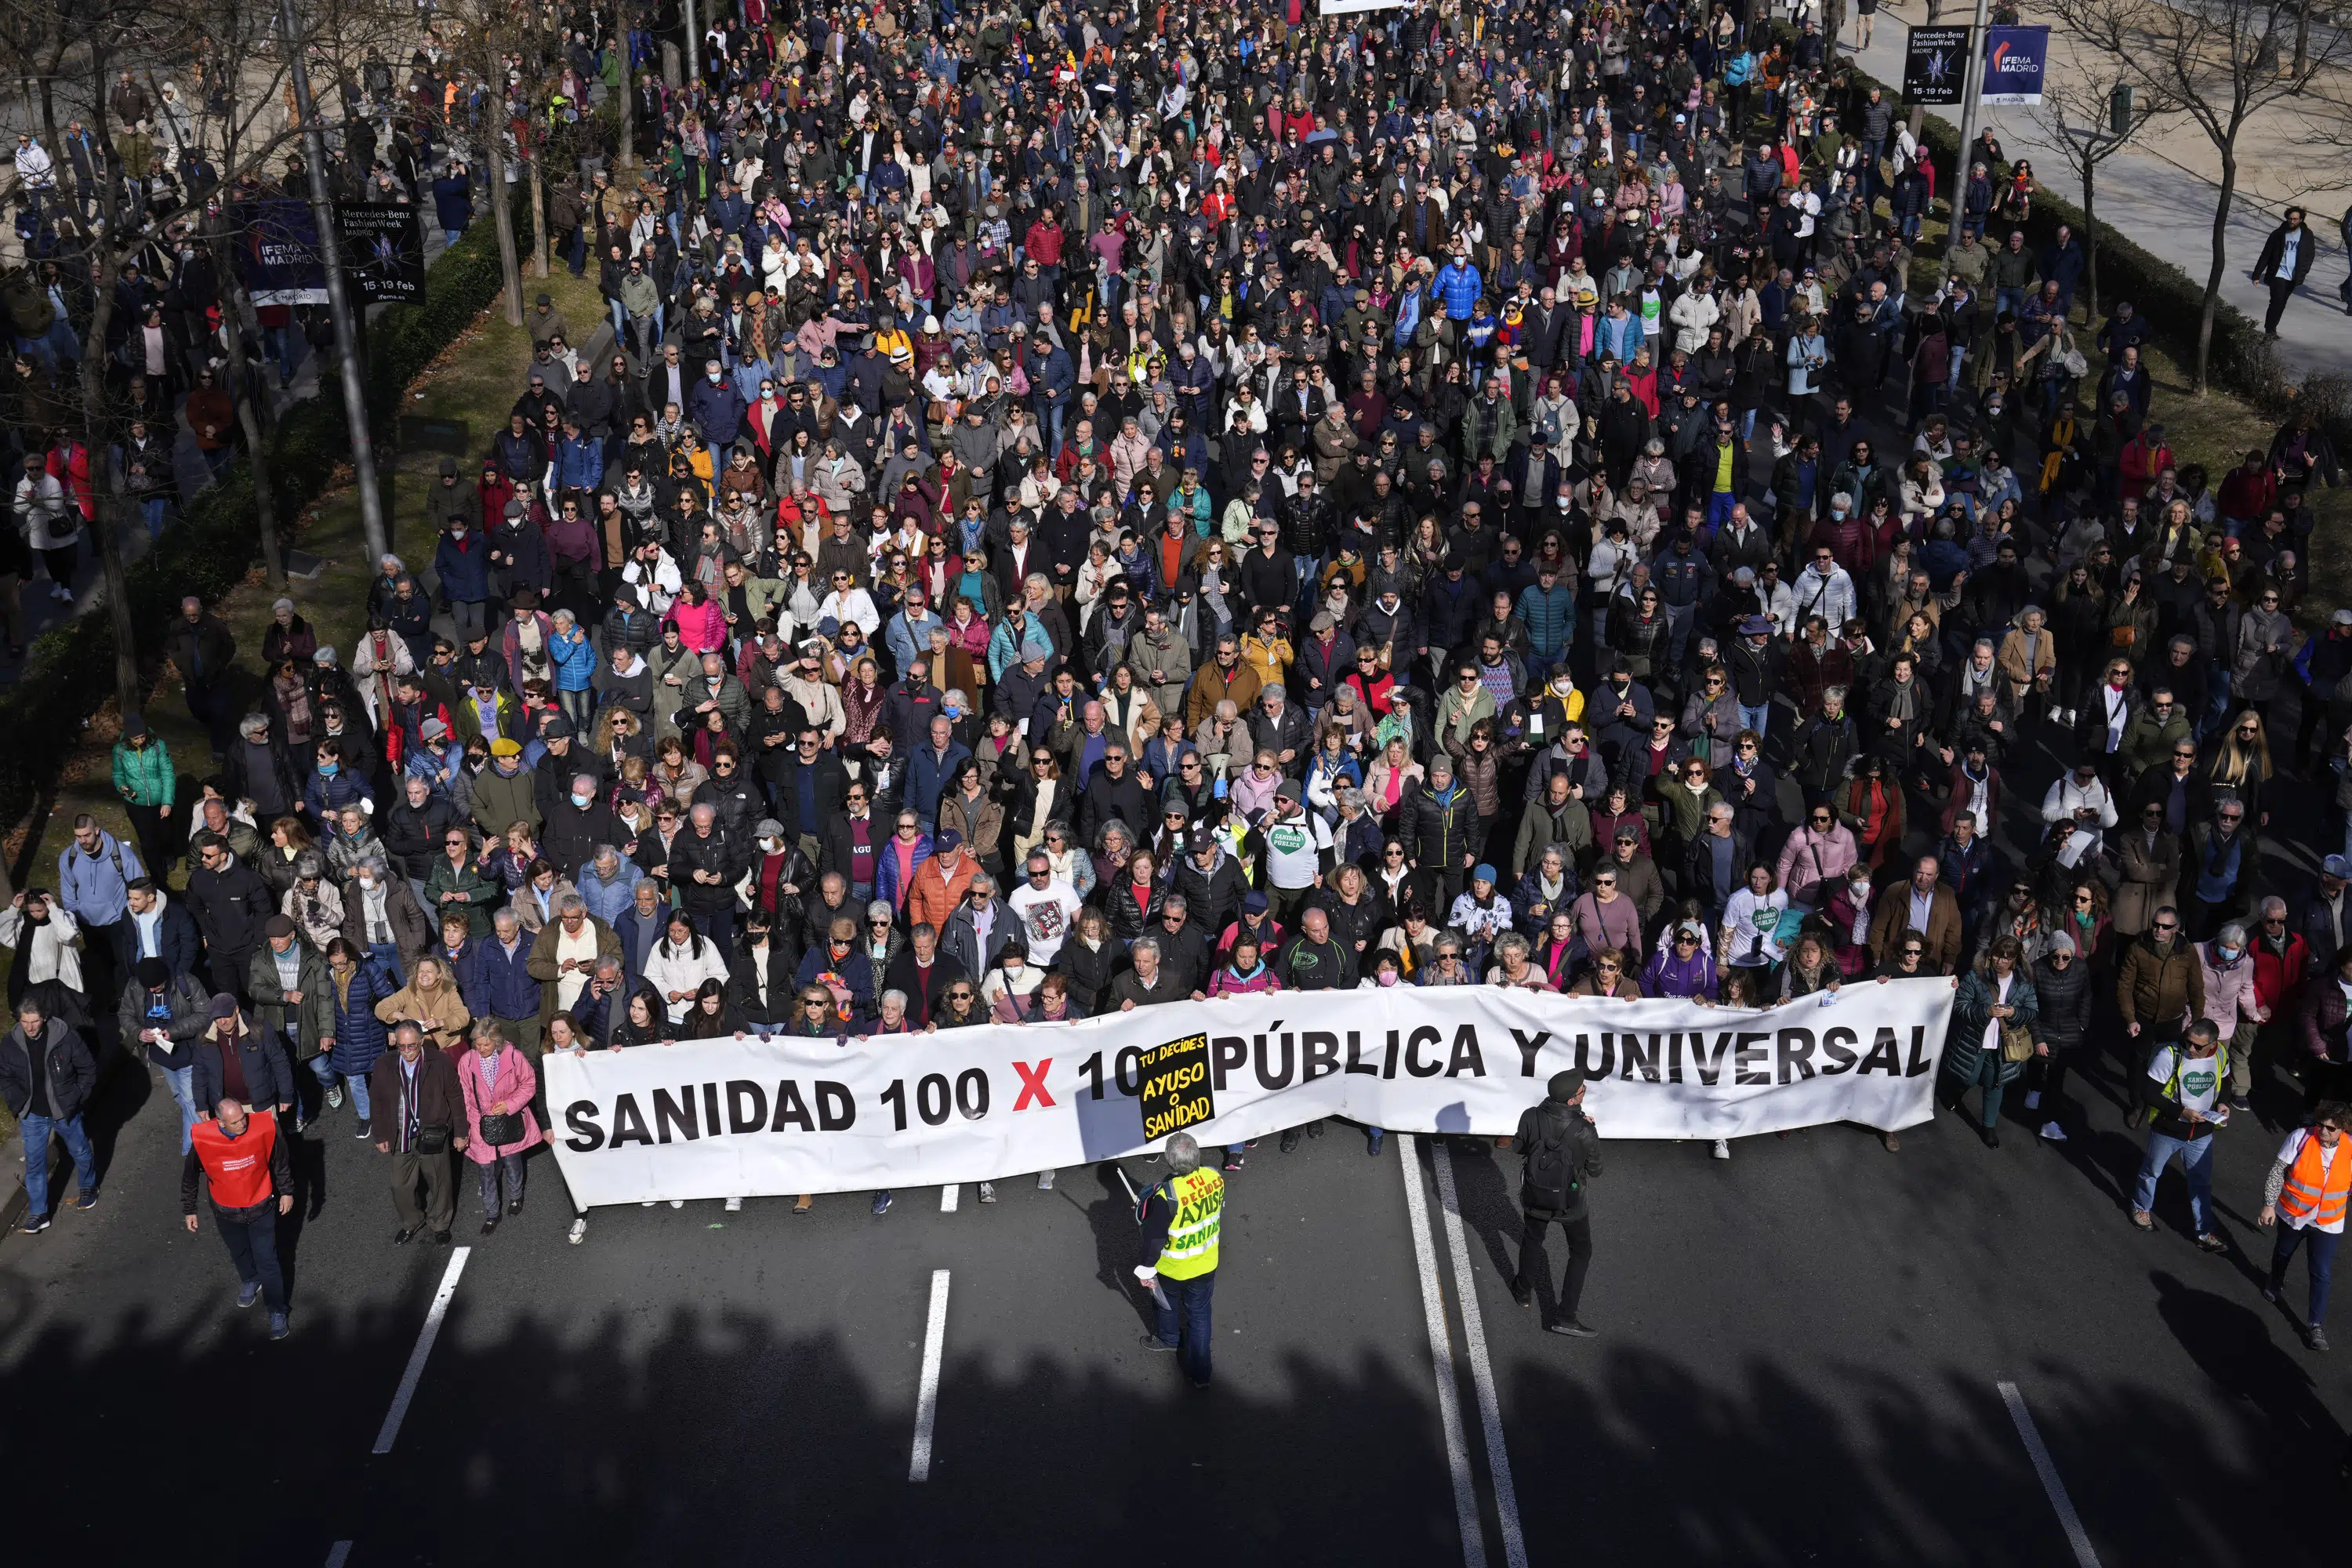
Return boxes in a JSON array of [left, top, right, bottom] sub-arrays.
[[0, 1021, 97, 1120], [2031, 951, 2094, 1049]]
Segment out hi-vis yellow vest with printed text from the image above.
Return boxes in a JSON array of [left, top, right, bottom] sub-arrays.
[[1155, 1167, 1225, 1279]]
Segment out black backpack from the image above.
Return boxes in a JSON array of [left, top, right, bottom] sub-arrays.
[[1523, 1105, 1577, 1210]]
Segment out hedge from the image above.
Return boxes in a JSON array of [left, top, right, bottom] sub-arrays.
[[0, 200, 517, 839]]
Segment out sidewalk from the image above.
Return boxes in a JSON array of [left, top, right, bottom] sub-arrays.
[[1849, 0, 2352, 378]]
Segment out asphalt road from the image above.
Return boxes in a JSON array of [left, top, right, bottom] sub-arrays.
[[2, 1000, 2343, 1568], [5, 370, 2343, 1566]]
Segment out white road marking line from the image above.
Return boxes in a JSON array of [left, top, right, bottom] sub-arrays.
[[940, 1184, 960, 1212], [1431, 1143, 1528, 1568], [1998, 1381, 2103, 1568], [909, 1269, 952, 1483], [1399, 1134, 1489, 1568], [372, 1248, 470, 1455], [325, 1544, 352, 1568]]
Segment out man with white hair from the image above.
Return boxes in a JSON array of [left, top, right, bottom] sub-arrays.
[[1134, 1131, 1225, 1388]]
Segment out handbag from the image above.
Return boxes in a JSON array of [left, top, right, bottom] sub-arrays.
[[477, 1111, 524, 1148], [2000, 1022, 2036, 1064], [416, 1123, 454, 1155]]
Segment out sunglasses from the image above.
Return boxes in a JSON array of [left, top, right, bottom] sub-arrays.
[[2153, 920, 2179, 931]]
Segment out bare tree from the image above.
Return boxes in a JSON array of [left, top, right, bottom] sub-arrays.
[[2047, 0, 2347, 390], [433, 0, 532, 322], [14, 0, 402, 713], [2024, 71, 2182, 322]]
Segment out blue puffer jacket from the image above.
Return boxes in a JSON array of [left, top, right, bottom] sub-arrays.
[[1432, 261, 1483, 321], [549, 626, 597, 692], [1515, 582, 1578, 665], [304, 764, 376, 823], [327, 962, 391, 1080]]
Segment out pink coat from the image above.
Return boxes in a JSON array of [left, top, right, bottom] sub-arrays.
[[665, 597, 727, 652], [2196, 945, 2261, 1037], [455, 1041, 544, 1163], [1775, 824, 1860, 908]]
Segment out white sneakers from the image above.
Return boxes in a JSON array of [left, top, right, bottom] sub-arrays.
[[568, 1217, 587, 1244], [2038, 1121, 2067, 1142], [1711, 1138, 1731, 1160], [724, 1196, 742, 1211]]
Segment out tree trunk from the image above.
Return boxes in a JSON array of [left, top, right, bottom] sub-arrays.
[[530, 154, 550, 279], [78, 49, 140, 720], [617, 1, 635, 169], [2296, 6, 2310, 78], [76, 261, 142, 720], [2197, 150, 2237, 395], [214, 239, 287, 590], [488, 136, 524, 326], [2082, 157, 2100, 324]]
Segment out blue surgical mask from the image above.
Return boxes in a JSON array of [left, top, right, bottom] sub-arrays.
[[2218, 945, 2243, 963], [572, 791, 593, 808]]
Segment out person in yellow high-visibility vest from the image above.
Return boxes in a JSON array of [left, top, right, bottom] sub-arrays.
[[2259, 1101, 2350, 1352], [1134, 1131, 1224, 1388]]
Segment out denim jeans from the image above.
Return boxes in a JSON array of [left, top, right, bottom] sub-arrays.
[[1152, 1270, 1217, 1385], [20, 1111, 97, 1218], [214, 1206, 289, 1315], [2270, 1223, 2339, 1329], [1661, 601, 1694, 667], [2134, 1128, 2216, 1232], [2202, 666, 2233, 741], [366, 942, 405, 995], [159, 1065, 199, 1153], [1738, 702, 1771, 739], [310, 1053, 371, 1120], [475, 1151, 527, 1214], [140, 497, 172, 538]]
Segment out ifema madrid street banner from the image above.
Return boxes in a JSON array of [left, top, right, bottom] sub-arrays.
[[546, 979, 1958, 1206]]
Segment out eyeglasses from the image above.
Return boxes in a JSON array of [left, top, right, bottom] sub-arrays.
[[1901, 946, 1925, 958], [2153, 920, 2179, 931], [946, 989, 975, 1001]]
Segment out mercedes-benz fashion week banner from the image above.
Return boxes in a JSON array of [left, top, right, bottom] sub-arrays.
[[545, 980, 1958, 1206]]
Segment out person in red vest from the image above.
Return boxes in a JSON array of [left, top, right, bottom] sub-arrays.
[[182, 1098, 296, 1339]]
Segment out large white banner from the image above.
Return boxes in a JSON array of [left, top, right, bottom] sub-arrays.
[[544, 980, 1958, 1207]]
